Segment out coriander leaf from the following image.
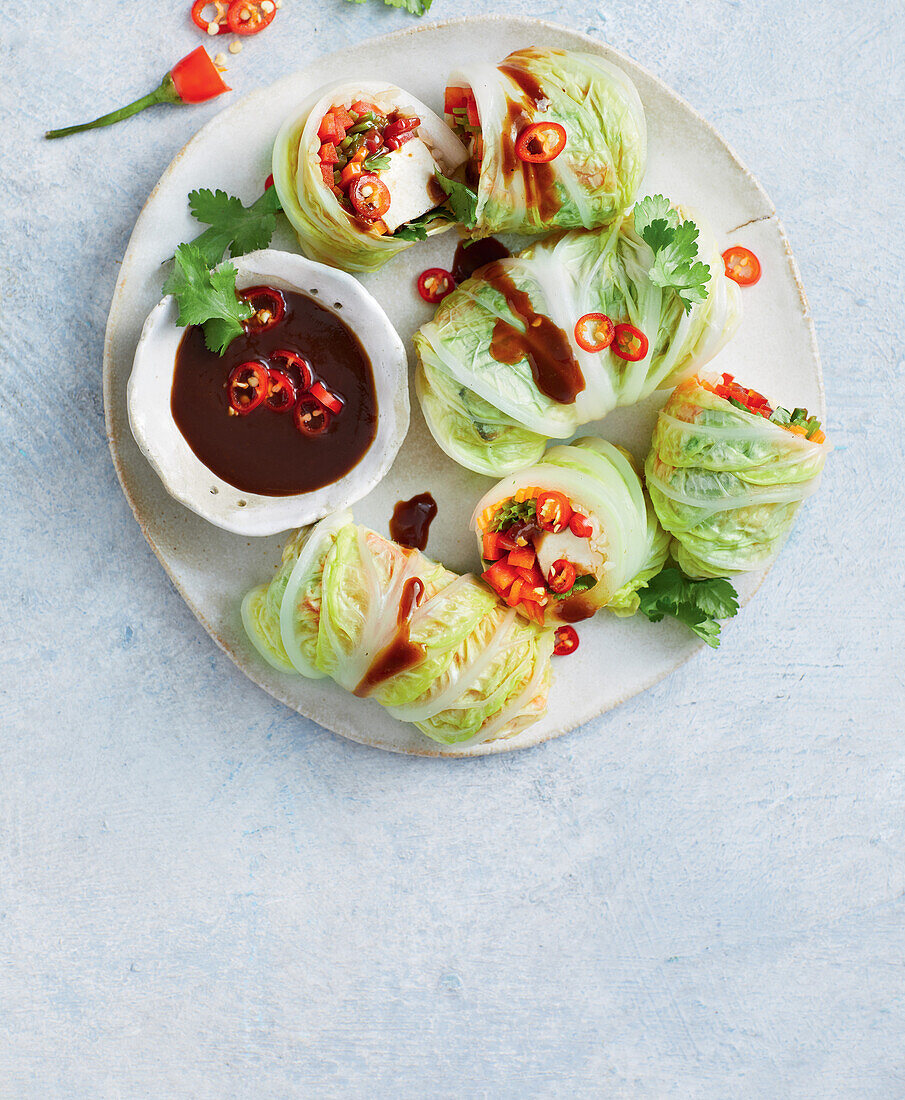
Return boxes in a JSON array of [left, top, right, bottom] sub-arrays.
[[363, 153, 391, 173], [638, 567, 738, 648], [393, 209, 452, 242], [552, 574, 598, 600], [162, 244, 253, 356], [434, 170, 479, 229], [344, 0, 433, 13], [632, 195, 711, 313], [187, 187, 283, 266]]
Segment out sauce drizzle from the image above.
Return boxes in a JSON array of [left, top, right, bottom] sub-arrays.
[[389, 493, 438, 551], [498, 59, 562, 223], [354, 577, 426, 696], [481, 262, 585, 405], [452, 238, 511, 285]]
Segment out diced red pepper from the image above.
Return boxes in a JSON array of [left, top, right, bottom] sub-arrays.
[[333, 104, 354, 130], [321, 162, 336, 188], [339, 160, 364, 189], [319, 142, 339, 164], [317, 112, 339, 143], [506, 579, 526, 608], [349, 100, 379, 117], [507, 546, 536, 570], [482, 560, 519, 596], [482, 532, 506, 561], [523, 601, 546, 627]]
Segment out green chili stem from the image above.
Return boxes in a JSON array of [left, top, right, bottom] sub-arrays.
[[45, 75, 181, 139]]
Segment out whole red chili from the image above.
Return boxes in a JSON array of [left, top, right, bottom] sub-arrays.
[[45, 47, 230, 139]]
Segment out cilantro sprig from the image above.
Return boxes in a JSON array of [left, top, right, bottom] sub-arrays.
[[162, 244, 253, 356], [632, 195, 711, 313], [187, 186, 283, 267], [553, 574, 598, 600], [344, 0, 433, 14], [393, 209, 452, 242], [638, 567, 739, 648], [434, 171, 479, 229]]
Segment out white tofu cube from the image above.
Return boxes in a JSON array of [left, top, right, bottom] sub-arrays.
[[377, 137, 442, 234]]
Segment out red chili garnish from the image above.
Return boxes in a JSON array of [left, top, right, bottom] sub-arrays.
[[309, 380, 344, 416], [385, 115, 420, 150], [349, 174, 391, 222], [612, 323, 649, 362], [574, 312, 615, 353], [268, 349, 313, 391], [569, 512, 594, 538], [293, 394, 330, 436], [722, 245, 761, 286], [536, 491, 573, 533], [547, 559, 577, 595], [227, 361, 269, 415], [226, 0, 276, 35], [241, 286, 285, 332], [417, 268, 455, 305], [191, 0, 228, 34], [515, 122, 567, 163], [264, 368, 296, 413], [264, 173, 274, 190], [553, 625, 579, 656]]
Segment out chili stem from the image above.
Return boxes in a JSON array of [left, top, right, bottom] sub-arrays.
[[45, 76, 180, 139]]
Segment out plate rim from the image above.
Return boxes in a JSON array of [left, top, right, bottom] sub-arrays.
[[103, 13, 824, 758]]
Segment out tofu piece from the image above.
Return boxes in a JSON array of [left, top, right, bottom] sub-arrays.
[[376, 137, 442, 234], [535, 528, 603, 580]]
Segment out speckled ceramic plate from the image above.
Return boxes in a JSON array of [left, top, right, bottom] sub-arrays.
[[104, 15, 824, 757]]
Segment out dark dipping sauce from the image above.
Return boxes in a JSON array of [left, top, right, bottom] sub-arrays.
[[389, 493, 437, 551], [354, 576, 425, 697], [451, 237, 511, 285], [482, 261, 585, 405], [170, 289, 378, 496]]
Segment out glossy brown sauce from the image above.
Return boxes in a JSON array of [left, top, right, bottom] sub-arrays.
[[498, 62, 562, 223], [171, 289, 377, 496], [389, 493, 437, 551], [354, 576, 426, 696], [452, 237, 510, 285], [482, 262, 584, 404], [556, 594, 596, 624]]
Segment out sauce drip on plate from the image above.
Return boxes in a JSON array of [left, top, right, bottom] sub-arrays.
[[482, 262, 585, 404], [171, 289, 377, 496], [355, 576, 426, 696], [389, 493, 438, 551], [451, 237, 511, 285]]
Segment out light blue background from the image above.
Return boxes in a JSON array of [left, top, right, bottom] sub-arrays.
[[2, 1, 904, 1096]]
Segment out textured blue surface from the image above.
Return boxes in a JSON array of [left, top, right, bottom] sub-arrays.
[[1, 1, 904, 1096]]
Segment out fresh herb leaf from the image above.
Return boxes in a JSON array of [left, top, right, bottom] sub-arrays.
[[393, 208, 452, 242], [162, 243, 253, 355], [491, 498, 537, 532], [552, 574, 598, 600], [187, 187, 283, 266], [344, 0, 433, 14], [631, 194, 711, 313], [434, 170, 479, 229], [638, 567, 739, 648], [363, 153, 391, 173]]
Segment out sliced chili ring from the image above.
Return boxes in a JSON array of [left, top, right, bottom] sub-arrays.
[[226, 0, 276, 35], [264, 369, 297, 413], [547, 559, 577, 595], [417, 268, 455, 305], [612, 323, 649, 362], [722, 245, 761, 286], [349, 173, 391, 222], [227, 361, 269, 415], [241, 285, 285, 332], [553, 625, 579, 656], [293, 394, 330, 436], [309, 380, 344, 416], [574, 312, 615, 353], [535, 491, 573, 533], [515, 122, 567, 163], [269, 348, 313, 391], [569, 512, 594, 538], [191, 0, 229, 35]]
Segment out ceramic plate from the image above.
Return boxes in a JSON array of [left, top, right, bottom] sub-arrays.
[[104, 15, 824, 757]]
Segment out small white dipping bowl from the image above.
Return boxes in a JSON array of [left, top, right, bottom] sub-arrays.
[[127, 248, 409, 536]]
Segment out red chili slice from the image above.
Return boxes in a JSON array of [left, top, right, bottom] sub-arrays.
[[191, 0, 229, 34], [264, 173, 274, 190], [293, 394, 330, 436], [226, 0, 276, 35], [417, 268, 455, 305], [227, 361, 269, 415], [547, 559, 577, 595], [515, 122, 567, 163], [569, 512, 594, 538], [612, 323, 649, 362], [264, 369, 296, 412], [241, 286, 285, 332], [574, 312, 615, 353], [722, 245, 761, 286], [553, 625, 579, 656], [309, 380, 344, 416], [536, 491, 573, 533], [268, 349, 313, 391], [349, 173, 391, 222]]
